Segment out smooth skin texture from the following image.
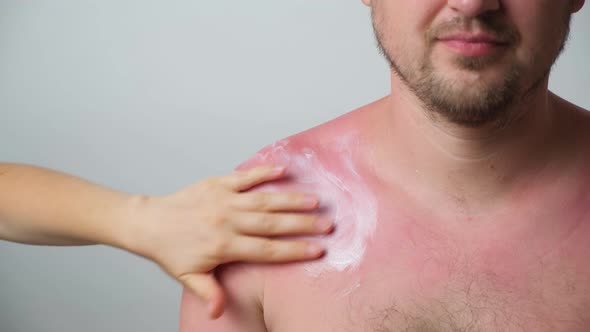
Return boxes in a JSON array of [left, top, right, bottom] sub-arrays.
[[0, 163, 333, 319], [179, 0, 590, 330]]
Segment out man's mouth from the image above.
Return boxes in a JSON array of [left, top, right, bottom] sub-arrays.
[[436, 32, 510, 57]]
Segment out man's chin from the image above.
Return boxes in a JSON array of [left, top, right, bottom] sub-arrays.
[[420, 85, 515, 127], [427, 74, 508, 100], [438, 66, 512, 88], [433, 53, 515, 80], [428, 104, 507, 127]]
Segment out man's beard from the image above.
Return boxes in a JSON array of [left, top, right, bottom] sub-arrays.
[[372, 10, 572, 128]]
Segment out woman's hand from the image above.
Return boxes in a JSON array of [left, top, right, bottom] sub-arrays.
[[126, 165, 333, 319]]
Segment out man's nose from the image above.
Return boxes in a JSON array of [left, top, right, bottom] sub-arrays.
[[447, 0, 501, 17]]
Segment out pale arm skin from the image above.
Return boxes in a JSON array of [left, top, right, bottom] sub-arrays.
[[0, 163, 333, 319]]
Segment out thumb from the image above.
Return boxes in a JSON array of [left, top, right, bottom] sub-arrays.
[[179, 273, 226, 319]]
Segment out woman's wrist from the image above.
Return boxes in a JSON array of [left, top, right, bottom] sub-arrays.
[[110, 194, 156, 259]]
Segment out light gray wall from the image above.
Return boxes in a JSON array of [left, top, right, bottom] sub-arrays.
[[0, 2, 588, 332]]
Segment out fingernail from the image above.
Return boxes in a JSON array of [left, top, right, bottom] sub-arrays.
[[316, 218, 334, 232], [271, 166, 286, 176], [306, 243, 325, 257], [303, 195, 319, 207], [207, 300, 215, 315], [207, 301, 221, 319]]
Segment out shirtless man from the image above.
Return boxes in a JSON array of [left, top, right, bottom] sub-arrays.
[[180, 0, 590, 330]]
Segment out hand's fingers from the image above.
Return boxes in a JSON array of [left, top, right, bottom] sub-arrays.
[[232, 212, 334, 236], [220, 165, 288, 192], [178, 273, 226, 319], [207, 286, 225, 320], [226, 236, 325, 264], [230, 191, 319, 212]]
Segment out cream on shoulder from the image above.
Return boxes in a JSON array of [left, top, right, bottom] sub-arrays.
[[249, 133, 378, 277]]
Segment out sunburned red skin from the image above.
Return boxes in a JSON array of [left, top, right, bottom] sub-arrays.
[[261, 151, 590, 331], [179, 102, 590, 331], [238, 132, 379, 279], [259, 166, 590, 331]]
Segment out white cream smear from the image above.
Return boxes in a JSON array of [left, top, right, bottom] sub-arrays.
[[251, 135, 378, 277]]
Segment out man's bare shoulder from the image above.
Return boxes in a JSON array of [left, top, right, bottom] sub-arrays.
[[179, 99, 385, 332], [553, 93, 590, 126], [236, 98, 385, 172], [573, 105, 590, 129]]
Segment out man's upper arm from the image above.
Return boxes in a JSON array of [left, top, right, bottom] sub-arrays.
[[179, 264, 266, 332], [179, 147, 278, 332]]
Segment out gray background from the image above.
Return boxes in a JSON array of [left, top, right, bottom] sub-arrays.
[[0, 1, 588, 331]]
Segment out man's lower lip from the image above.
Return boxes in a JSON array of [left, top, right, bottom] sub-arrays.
[[440, 40, 506, 56]]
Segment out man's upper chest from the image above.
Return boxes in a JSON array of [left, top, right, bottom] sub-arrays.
[[265, 210, 590, 331], [246, 128, 590, 331], [361, 204, 590, 331], [262, 179, 590, 332]]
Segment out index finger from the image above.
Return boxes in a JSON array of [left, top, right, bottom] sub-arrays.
[[221, 165, 287, 192]]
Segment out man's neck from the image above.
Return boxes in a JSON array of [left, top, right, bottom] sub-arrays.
[[366, 72, 570, 218]]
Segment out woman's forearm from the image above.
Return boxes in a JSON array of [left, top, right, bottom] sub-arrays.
[[0, 162, 333, 318], [0, 162, 136, 248]]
